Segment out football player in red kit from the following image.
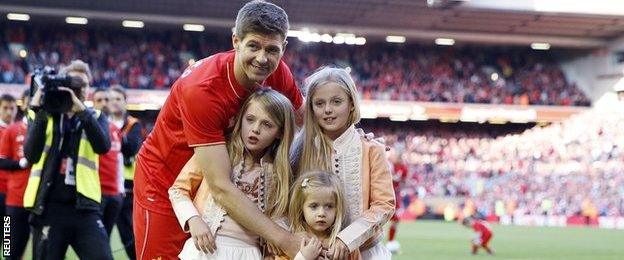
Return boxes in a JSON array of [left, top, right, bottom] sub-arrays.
[[462, 217, 494, 255], [386, 154, 408, 254]]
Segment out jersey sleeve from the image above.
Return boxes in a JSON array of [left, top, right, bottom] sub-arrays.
[[179, 80, 228, 147], [269, 60, 303, 110]]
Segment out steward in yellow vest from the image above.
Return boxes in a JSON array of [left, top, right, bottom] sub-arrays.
[[23, 60, 113, 260], [23, 107, 110, 214]]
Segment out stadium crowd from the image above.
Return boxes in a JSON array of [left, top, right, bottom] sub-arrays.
[[1, 24, 590, 106], [376, 106, 624, 217]]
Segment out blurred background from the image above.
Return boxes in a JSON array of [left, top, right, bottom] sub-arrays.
[[1, 0, 623, 259]]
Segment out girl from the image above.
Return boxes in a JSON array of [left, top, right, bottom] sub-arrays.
[[292, 67, 396, 259], [288, 171, 359, 260], [169, 88, 296, 259]]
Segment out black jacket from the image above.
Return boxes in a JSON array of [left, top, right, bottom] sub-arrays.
[[23, 108, 110, 215], [120, 115, 143, 165]]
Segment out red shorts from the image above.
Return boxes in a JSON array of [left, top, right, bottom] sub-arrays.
[[133, 199, 190, 260], [473, 234, 492, 246]]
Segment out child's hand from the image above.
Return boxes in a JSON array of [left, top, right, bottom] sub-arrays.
[[300, 237, 322, 260], [188, 216, 216, 254]]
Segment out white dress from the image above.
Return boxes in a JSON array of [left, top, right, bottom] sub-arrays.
[[171, 159, 274, 260]]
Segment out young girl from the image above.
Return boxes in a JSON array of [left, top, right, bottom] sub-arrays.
[[292, 67, 396, 259], [288, 171, 359, 260], [169, 88, 296, 259]]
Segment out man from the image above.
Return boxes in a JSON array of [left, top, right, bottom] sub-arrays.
[[0, 93, 18, 257], [93, 88, 125, 238], [462, 217, 494, 255], [133, 1, 305, 258], [24, 60, 112, 259], [387, 156, 408, 254], [110, 85, 142, 260]]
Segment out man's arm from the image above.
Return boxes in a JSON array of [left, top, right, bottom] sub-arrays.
[[0, 158, 21, 170], [23, 109, 48, 164], [194, 145, 300, 257], [121, 122, 143, 158], [78, 109, 110, 154]]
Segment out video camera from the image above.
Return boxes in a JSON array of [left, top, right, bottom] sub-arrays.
[[30, 67, 86, 114]]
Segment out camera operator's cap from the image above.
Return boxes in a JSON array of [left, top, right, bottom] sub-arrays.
[[615, 82, 624, 93]]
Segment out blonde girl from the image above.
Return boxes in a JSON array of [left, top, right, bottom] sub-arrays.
[[292, 67, 395, 259], [288, 171, 357, 259], [169, 88, 296, 259]]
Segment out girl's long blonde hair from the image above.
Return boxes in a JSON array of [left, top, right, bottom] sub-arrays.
[[227, 88, 296, 219], [288, 171, 348, 245], [291, 67, 361, 175]]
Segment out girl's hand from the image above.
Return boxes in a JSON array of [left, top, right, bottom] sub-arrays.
[[188, 216, 216, 254], [300, 236, 322, 260]]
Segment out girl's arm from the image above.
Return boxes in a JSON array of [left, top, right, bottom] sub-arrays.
[[168, 154, 204, 231], [337, 144, 396, 252]]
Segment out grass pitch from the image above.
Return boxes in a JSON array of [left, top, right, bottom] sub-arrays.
[[17, 219, 624, 259]]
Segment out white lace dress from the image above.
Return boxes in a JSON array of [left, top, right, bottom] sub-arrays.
[[169, 159, 274, 260]]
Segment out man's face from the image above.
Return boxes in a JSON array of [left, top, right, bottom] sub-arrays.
[[232, 32, 285, 88], [0, 100, 17, 123], [92, 91, 109, 112], [20, 95, 29, 112], [108, 90, 126, 115]]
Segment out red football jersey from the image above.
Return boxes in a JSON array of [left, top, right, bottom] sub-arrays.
[[135, 50, 303, 214], [472, 220, 493, 239], [99, 122, 123, 196], [0, 121, 29, 206]]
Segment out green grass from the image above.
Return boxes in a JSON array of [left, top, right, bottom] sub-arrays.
[[14, 220, 624, 259], [392, 220, 624, 260]]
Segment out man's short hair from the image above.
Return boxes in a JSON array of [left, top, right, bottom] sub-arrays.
[[93, 88, 108, 95], [60, 59, 93, 84], [0, 94, 16, 104], [109, 85, 128, 101], [22, 89, 30, 99], [235, 0, 289, 41]]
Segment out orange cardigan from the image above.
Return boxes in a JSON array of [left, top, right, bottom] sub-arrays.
[[331, 126, 396, 252]]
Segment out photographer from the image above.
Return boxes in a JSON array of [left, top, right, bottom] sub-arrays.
[[23, 60, 113, 259]]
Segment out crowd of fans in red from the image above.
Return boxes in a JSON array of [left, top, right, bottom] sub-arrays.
[[372, 106, 624, 217], [2, 24, 590, 106]]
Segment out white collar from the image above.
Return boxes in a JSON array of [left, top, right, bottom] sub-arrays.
[[332, 125, 358, 153]]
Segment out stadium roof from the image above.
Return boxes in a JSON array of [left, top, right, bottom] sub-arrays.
[[2, 0, 624, 48]]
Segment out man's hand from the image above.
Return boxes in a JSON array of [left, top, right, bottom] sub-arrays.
[[187, 216, 216, 254], [300, 237, 322, 260], [57, 87, 86, 113], [279, 233, 303, 258], [18, 158, 29, 169], [30, 86, 43, 107], [328, 238, 349, 260]]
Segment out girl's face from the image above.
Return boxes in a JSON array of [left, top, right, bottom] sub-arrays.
[[303, 187, 336, 236], [311, 82, 353, 140], [240, 100, 281, 159]]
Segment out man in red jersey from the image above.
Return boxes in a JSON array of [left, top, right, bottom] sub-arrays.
[[0, 94, 17, 242], [462, 217, 494, 255], [93, 88, 125, 238], [132, 1, 305, 258], [0, 91, 28, 259], [386, 157, 408, 254]]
